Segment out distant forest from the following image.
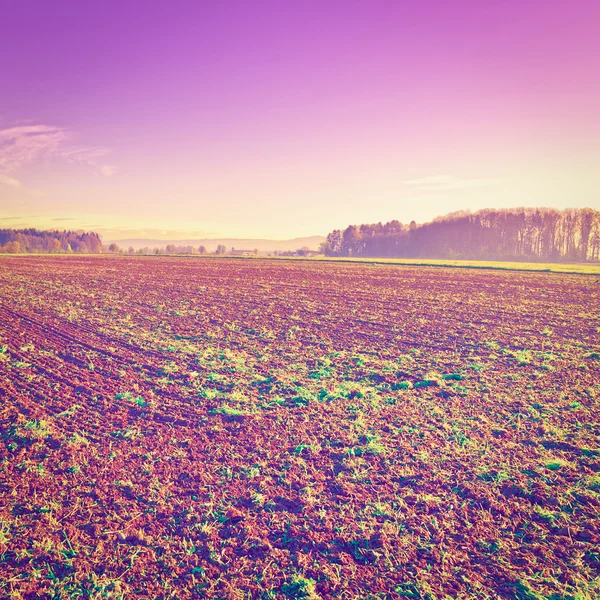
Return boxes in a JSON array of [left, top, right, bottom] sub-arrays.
[[0, 229, 103, 254], [0, 230, 247, 256], [323, 208, 600, 261], [3, 207, 600, 261]]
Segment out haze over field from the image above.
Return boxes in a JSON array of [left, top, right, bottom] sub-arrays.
[[1, 0, 599, 238]]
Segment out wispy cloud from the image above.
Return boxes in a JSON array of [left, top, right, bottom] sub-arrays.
[[0, 123, 116, 186], [0, 174, 20, 187], [0, 125, 67, 179], [404, 175, 497, 192], [100, 165, 117, 177], [51, 217, 75, 222]]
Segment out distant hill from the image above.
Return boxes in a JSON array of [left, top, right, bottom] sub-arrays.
[[105, 236, 326, 253]]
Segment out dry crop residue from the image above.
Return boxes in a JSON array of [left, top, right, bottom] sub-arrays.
[[0, 256, 599, 599]]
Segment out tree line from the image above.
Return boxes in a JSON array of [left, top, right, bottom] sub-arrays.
[[0, 229, 103, 254], [322, 208, 600, 261], [107, 243, 227, 255], [0, 230, 239, 256], [0, 231, 315, 257]]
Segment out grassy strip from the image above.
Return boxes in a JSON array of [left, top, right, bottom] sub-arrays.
[[270, 255, 600, 275], [2, 252, 599, 275]]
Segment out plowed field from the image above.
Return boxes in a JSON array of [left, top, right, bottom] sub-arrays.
[[1, 256, 599, 599]]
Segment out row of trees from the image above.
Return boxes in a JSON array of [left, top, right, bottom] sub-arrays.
[[0, 229, 103, 254], [109, 246, 313, 256], [106, 244, 228, 255], [0, 231, 231, 256], [323, 208, 600, 261], [0, 232, 308, 257]]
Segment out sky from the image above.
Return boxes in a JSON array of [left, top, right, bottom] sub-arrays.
[[1, 0, 599, 240]]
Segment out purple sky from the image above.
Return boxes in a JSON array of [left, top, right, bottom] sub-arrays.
[[1, 0, 599, 239]]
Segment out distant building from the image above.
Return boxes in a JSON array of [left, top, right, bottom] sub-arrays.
[[230, 249, 257, 257]]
